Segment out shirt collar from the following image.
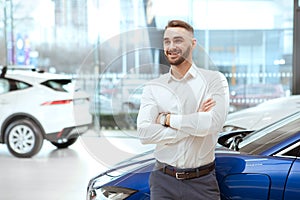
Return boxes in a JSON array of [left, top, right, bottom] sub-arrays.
[[168, 63, 197, 83]]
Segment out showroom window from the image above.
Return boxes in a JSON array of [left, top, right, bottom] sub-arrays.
[[87, 0, 294, 113], [149, 0, 294, 112], [91, 0, 293, 113], [0, 0, 295, 124]]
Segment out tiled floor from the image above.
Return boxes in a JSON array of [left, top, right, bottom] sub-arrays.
[[0, 129, 153, 200]]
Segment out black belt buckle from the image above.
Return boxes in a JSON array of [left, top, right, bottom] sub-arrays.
[[175, 171, 188, 180]]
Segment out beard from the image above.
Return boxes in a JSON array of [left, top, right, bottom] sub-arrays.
[[165, 46, 191, 66]]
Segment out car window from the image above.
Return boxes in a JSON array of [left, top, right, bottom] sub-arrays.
[[270, 139, 300, 158], [239, 113, 300, 154], [0, 78, 31, 94], [41, 79, 73, 92], [0, 79, 9, 94], [282, 144, 300, 157], [16, 81, 31, 90]]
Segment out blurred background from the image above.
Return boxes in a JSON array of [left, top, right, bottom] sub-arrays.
[[0, 0, 297, 128]]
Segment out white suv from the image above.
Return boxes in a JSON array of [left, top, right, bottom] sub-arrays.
[[0, 67, 92, 158]]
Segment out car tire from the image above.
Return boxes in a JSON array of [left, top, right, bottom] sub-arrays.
[[51, 137, 78, 149], [5, 119, 44, 158]]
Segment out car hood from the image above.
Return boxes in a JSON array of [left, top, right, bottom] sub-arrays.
[[225, 107, 298, 130], [225, 95, 300, 130], [87, 146, 239, 196], [92, 147, 237, 179]]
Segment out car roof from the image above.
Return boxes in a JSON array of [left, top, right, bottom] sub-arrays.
[[4, 70, 72, 84]]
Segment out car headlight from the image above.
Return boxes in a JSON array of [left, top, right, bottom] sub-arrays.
[[87, 186, 137, 200]]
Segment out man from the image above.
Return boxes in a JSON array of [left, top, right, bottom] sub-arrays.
[[136, 20, 229, 199]]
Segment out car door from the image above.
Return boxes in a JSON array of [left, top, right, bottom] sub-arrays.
[[0, 78, 28, 132], [0, 78, 17, 121], [283, 143, 300, 199], [218, 155, 293, 200]]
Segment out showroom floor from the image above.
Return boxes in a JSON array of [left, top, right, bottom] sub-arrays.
[[0, 129, 153, 200]]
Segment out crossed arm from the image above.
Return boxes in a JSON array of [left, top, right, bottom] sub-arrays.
[[137, 95, 220, 145], [156, 98, 216, 126], [137, 73, 229, 145]]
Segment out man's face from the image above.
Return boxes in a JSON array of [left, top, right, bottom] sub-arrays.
[[163, 27, 194, 66]]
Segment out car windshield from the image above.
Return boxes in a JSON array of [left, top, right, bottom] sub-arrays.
[[238, 112, 300, 154]]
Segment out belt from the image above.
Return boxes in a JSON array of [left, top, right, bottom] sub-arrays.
[[158, 161, 215, 180]]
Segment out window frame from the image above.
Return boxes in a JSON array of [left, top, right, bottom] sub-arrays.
[[293, 0, 300, 95]]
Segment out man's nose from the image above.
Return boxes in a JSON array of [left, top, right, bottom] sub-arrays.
[[169, 42, 177, 49]]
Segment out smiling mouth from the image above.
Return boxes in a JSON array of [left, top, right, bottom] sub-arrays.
[[166, 49, 181, 56]]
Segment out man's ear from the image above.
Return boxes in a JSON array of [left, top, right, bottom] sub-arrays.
[[192, 38, 197, 49]]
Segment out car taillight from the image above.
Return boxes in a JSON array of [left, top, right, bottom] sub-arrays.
[[41, 99, 73, 105]]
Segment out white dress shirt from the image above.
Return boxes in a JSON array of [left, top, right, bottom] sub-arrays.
[[136, 64, 229, 168]]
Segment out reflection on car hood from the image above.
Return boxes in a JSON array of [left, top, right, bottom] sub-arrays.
[[225, 95, 300, 130], [96, 147, 238, 177], [215, 146, 241, 154]]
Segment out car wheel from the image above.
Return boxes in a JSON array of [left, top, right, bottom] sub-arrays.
[[5, 119, 44, 158], [51, 137, 78, 149]]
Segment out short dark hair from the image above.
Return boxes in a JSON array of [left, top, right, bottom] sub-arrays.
[[165, 20, 194, 35]]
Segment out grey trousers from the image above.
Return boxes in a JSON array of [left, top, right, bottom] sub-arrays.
[[149, 163, 221, 200]]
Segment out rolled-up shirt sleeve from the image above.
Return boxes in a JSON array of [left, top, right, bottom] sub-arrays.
[[170, 72, 229, 136]]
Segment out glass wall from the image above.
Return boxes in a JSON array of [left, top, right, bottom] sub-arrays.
[[150, 0, 294, 112], [0, 0, 294, 127], [95, 0, 293, 114]]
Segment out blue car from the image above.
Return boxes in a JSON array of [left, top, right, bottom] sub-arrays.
[[87, 111, 300, 200]]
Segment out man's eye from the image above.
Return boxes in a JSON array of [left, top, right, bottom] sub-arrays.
[[174, 39, 183, 44], [164, 41, 170, 45]]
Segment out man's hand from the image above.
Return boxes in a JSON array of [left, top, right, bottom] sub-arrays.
[[197, 98, 216, 112], [156, 113, 170, 126], [156, 113, 164, 124]]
